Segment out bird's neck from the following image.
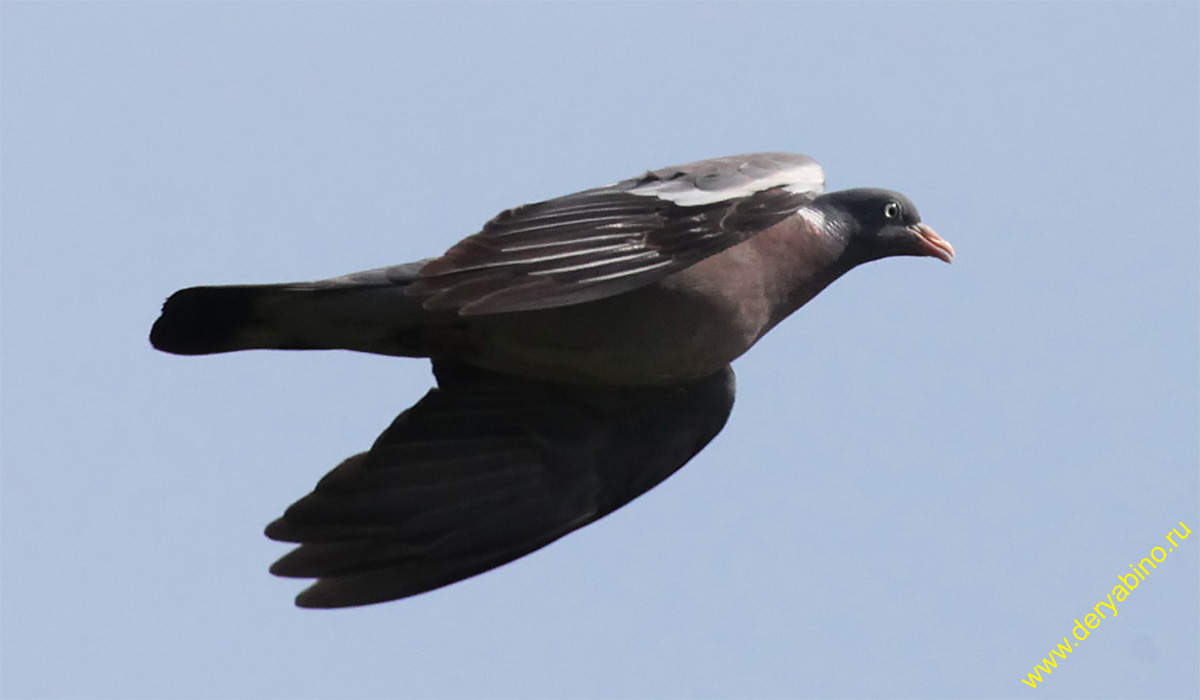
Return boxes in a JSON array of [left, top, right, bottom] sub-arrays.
[[752, 213, 857, 334]]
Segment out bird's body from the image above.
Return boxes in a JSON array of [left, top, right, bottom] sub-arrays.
[[151, 152, 953, 607], [463, 215, 849, 384]]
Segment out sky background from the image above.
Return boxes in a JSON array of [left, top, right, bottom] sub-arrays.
[[2, 3, 1197, 698]]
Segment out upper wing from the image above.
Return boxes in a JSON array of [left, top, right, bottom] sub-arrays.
[[266, 360, 736, 608], [406, 152, 825, 315]]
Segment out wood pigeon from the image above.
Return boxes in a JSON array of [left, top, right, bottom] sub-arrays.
[[150, 152, 953, 607]]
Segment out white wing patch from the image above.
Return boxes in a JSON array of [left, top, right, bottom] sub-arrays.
[[625, 156, 825, 207], [411, 153, 828, 314]]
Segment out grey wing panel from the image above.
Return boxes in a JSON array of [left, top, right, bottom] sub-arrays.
[[265, 361, 736, 608], [406, 153, 824, 315]]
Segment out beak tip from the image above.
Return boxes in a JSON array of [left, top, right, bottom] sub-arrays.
[[914, 223, 954, 264]]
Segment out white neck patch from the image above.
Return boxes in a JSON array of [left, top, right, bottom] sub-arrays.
[[796, 207, 827, 231]]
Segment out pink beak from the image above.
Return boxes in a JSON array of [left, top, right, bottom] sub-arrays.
[[911, 223, 955, 263]]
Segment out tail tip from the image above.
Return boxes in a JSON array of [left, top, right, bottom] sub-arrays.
[[150, 286, 258, 355]]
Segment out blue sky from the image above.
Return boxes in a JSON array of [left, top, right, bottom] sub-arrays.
[[2, 3, 1197, 698]]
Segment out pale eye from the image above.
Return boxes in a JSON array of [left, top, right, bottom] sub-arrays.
[[883, 202, 901, 219]]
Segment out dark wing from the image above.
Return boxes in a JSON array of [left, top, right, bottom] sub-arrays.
[[406, 152, 825, 315], [266, 360, 736, 608]]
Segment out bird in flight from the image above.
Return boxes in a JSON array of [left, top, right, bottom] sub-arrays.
[[150, 152, 953, 608]]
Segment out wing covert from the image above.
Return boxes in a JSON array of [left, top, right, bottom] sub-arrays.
[[407, 152, 824, 315]]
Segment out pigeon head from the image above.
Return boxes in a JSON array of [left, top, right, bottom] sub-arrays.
[[814, 188, 954, 266]]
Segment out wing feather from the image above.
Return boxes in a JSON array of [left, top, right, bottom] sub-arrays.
[[266, 361, 736, 607], [407, 152, 824, 314]]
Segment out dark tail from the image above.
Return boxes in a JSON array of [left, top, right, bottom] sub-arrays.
[[150, 262, 434, 356], [151, 285, 279, 355]]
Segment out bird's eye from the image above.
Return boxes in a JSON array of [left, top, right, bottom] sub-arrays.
[[883, 202, 901, 219]]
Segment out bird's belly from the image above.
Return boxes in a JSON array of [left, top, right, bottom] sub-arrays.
[[465, 269, 770, 385]]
